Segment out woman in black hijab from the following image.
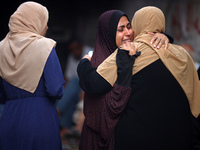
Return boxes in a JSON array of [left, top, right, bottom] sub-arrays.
[[77, 10, 171, 150]]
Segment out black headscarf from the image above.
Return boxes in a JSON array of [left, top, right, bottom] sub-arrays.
[[91, 10, 127, 68], [80, 10, 132, 150]]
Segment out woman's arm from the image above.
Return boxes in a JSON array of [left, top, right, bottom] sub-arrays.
[[77, 59, 112, 94], [43, 47, 65, 100], [116, 41, 140, 85], [77, 45, 139, 94], [0, 78, 6, 104], [149, 32, 173, 49]]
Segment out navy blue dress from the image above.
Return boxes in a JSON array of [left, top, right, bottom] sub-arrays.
[[0, 48, 65, 150]]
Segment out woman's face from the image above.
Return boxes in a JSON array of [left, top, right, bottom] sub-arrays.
[[116, 16, 134, 48]]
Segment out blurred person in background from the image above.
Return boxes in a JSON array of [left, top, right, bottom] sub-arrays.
[[0, 2, 65, 150], [64, 39, 93, 84], [56, 38, 93, 138]]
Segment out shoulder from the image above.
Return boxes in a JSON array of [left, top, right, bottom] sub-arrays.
[[168, 44, 192, 60], [34, 37, 56, 49]]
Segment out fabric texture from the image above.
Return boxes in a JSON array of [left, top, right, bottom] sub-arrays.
[[79, 10, 132, 150], [97, 6, 200, 118], [0, 48, 65, 150], [0, 2, 56, 93]]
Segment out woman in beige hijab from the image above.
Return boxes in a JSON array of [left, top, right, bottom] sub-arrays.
[[96, 6, 200, 150], [0, 2, 65, 150]]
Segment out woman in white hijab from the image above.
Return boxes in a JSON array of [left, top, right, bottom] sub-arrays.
[[0, 2, 65, 150]]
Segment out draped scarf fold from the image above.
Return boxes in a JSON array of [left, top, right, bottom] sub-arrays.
[[0, 2, 56, 93]]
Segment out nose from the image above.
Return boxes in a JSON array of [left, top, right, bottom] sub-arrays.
[[125, 27, 131, 36]]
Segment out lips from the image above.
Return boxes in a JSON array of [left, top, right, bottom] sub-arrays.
[[122, 39, 131, 43]]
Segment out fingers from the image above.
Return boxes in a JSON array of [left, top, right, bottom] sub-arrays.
[[121, 42, 138, 56], [150, 34, 158, 44], [153, 37, 162, 48], [148, 32, 154, 35], [152, 37, 168, 49], [134, 44, 138, 51], [132, 44, 138, 55], [82, 54, 92, 61], [129, 43, 137, 56], [150, 33, 170, 49], [149, 33, 163, 47], [153, 37, 169, 49], [121, 42, 132, 50], [164, 39, 169, 49]]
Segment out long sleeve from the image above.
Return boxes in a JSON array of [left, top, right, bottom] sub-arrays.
[[115, 49, 140, 87], [43, 47, 65, 100], [77, 59, 112, 94], [0, 78, 6, 104], [77, 49, 139, 94], [163, 33, 174, 43]]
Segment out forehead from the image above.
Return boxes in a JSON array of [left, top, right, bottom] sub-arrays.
[[118, 16, 130, 26]]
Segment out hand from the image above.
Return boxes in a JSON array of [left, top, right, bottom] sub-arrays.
[[120, 42, 138, 56], [148, 32, 169, 49], [82, 54, 92, 61]]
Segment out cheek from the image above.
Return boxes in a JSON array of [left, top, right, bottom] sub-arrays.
[[130, 30, 134, 40], [116, 33, 123, 48]]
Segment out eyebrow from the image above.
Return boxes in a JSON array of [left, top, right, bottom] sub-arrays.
[[117, 22, 131, 28]]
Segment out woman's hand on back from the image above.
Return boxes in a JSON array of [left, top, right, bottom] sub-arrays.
[[120, 42, 138, 56], [148, 32, 169, 49]]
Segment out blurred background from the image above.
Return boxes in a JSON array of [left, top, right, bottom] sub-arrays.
[[1, 0, 200, 149]]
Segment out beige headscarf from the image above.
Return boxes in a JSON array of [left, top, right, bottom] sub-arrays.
[[97, 6, 200, 118], [0, 2, 56, 93]]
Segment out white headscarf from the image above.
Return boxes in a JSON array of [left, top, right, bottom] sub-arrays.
[[0, 2, 56, 93]]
